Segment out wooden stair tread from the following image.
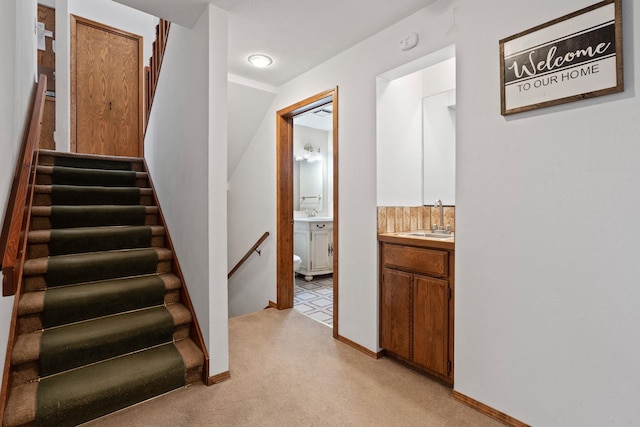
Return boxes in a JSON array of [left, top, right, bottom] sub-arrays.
[[175, 338, 205, 371], [4, 342, 201, 427], [38, 148, 144, 164], [18, 273, 181, 315], [28, 225, 165, 243], [23, 248, 173, 276], [36, 164, 147, 179], [12, 304, 192, 367], [3, 382, 37, 427], [33, 184, 153, 195], [30, 205, 159, 216]]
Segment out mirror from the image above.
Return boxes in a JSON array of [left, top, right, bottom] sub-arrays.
[[375, 49, 455, 207], [294, 156, 323, 212], [423, 89, 456, 205], [292, 104, 333, 216]]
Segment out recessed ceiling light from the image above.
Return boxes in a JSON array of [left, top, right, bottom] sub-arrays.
[[248, 54, 273, 68]]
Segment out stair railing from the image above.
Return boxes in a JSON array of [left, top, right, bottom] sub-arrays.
[[0, 75, 47, 297], [228, 232, 270, 279], [144, 18, 171, 131]]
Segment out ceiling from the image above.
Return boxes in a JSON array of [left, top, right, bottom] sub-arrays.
[[112, 0, 438, 177], [114, 0, 437, 87]]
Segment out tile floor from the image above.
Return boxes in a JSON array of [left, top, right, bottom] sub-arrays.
[[293, 274, 333, 327]]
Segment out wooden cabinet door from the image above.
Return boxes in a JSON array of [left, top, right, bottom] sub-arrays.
[[380, 269, 413, 360], [413, 275, 449, 378], [73, 16, 142, 157]]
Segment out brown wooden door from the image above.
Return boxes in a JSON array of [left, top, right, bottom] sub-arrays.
[[72, 16, 143, 157], [413, 275, 449, 377], [380, 268, 413, 360]]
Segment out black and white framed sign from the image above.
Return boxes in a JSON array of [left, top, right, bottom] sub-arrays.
[[500, 0, 623, 115]]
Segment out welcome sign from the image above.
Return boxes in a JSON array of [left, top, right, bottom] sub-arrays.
[[500, 0, 623, 115]]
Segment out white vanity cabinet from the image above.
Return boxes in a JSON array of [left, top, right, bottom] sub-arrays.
[[294, 218, 333, 281]]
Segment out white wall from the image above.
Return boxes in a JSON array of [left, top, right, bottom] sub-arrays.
[[54, 0, 156, 151], [0, 0, 37, 378], [227, 107, 277, 317], [230, 0, 640, 425], [227, 80, 277, 179], [145, 5, 229, 376], [206, 6, 230, 376], [455, 0, 640, 425]]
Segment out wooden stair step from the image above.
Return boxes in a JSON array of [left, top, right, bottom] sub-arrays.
[[37, 149, 144, 171], [18, 273, 182, 317], [23, 248, 172, 276], [21, 248, 173, 292], [35, 165, 148, 188], [29, 205, 159, 229], [175, 338, 205, 383], [32, 185, 154, 207], [28, 225, 164, 243], [34, 185, 153, 195], [11, 304, 192, 382], [3, 342, 201, 427], [27, 225, 165, 258], [17, 273, 183, 341]]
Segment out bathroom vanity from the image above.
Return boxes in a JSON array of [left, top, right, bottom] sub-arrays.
[[378, 232, 454, 386], [294, 218, 333, 281]]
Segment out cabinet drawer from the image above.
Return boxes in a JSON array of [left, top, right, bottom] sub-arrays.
[[383, 244, 448, 277], [310, 222, 332, 230]]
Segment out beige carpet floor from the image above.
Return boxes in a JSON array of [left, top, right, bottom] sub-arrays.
[[85, 308, 503, 427]]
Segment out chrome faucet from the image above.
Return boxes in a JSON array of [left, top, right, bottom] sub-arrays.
[[432, 199, 450, 234]]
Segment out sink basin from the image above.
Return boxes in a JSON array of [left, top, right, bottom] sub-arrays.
[[399, 231, 454, 239]]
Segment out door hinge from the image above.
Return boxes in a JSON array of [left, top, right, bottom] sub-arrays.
[[447, 360, 452, 374], [447, 286, 451, 300]]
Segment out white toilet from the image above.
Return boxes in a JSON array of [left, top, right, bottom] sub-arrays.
[[293, 254, 302, 278]]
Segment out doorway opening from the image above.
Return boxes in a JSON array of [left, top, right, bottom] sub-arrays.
[[276, 88, 338, 337]]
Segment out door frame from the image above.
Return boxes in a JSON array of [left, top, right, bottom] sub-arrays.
[[276, 88, 339, 337], [70, 15, 144, 156]]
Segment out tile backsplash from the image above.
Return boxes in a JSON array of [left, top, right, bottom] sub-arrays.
[[377, 205, 455, 234]]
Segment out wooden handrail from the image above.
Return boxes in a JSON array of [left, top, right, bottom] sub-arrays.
[[228, 232, 270, 279], [145, 19, 171, 130], [0, 75, 47, 296]]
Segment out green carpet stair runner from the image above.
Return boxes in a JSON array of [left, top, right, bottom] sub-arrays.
[[3, 152, 204, 427], [30, 205, 156, 229]]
